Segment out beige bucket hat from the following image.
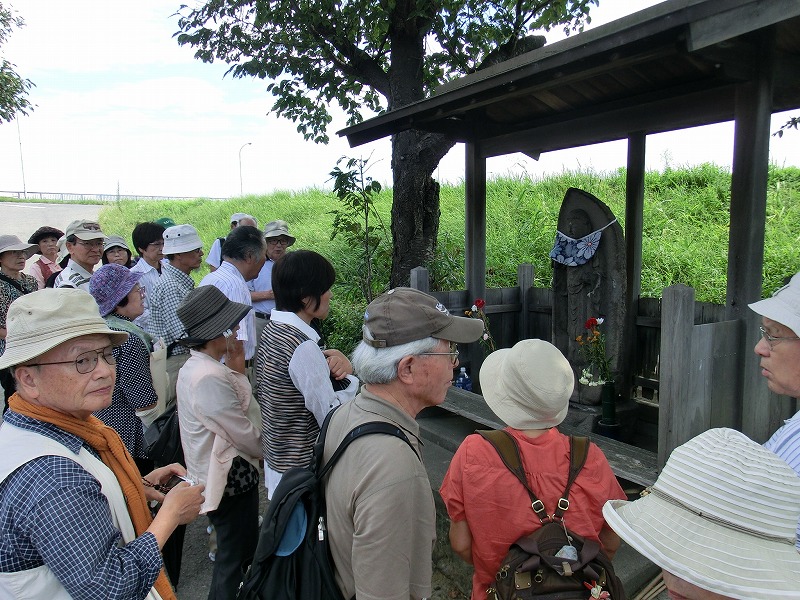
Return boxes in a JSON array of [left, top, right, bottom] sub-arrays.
[[0, 288, 128, 369]]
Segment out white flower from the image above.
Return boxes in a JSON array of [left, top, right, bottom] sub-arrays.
[[579, 376, 589, 385], [472, 304, 478, 312], [596, 317, 605, 325], [483, 333, 489, 340]]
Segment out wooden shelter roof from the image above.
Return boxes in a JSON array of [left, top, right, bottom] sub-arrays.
[[339, 0, 800, 155]]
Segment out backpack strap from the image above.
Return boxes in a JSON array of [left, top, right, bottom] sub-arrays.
[[316, 408, 421, 480], [553, 435, 590, 521], [477, 429, 549, 523], [476, 430, 591, 523]]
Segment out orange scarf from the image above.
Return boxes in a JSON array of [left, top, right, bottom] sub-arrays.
[[8, 393, 176, 600]]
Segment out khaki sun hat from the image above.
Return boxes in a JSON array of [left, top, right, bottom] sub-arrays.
[[263, 220, 295, 245], [603, 428, 800, 600], [479, 339, 574, 429], [56, 235, 69, 263], [65, 219, 105, 241], [749, 272, 800, 337], [0, 235, 38, 259], [102, 235, 131, 254], [362, 287, 484, 348], [0, 288, 128, 370]]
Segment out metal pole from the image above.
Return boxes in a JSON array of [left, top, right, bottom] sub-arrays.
[[239, 142, 252, 196], [16, 117, 27, 199]]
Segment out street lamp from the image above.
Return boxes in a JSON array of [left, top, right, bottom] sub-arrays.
[[239, 142, 252, 196]]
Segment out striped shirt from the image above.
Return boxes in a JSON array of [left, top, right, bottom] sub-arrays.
[[765, 410, 800, 549], [148, 261, 194, 355], [200, 261, 256, 360], [53, 260, 93, 291], [129, 258, 162, 332]]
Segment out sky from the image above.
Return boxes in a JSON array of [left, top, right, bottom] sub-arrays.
[[0, 0, 798, 199]]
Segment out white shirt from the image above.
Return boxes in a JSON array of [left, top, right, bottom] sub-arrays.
[[205, 238, 223, 270], [129, 258, 162, 332], [199, 261, 256, 360]]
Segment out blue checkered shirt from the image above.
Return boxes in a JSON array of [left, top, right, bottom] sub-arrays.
[[148, 261, 195, 355], [0, 411, 162, 599]]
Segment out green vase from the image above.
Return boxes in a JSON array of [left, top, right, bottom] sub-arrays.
[[600, 381, 617, 424]]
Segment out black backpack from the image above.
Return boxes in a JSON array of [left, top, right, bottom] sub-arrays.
[[477, 430, 625, 600], [144, 404, 184, 467], [237, 409, 420, 600]]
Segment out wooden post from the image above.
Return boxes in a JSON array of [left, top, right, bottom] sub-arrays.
[[410, 266, 430, 293], [624, 132, 645, 402], [517, 264, 534, 341], [658, 284, 695, 467], [728, 30, 775, 437], [465, 141, 487, 305]]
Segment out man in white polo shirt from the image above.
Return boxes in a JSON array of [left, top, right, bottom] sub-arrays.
[[248, 220, 295, 338], [206, 213, 258, 272]]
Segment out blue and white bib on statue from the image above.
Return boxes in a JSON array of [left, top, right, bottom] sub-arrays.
[[549, 219, 617, 266]]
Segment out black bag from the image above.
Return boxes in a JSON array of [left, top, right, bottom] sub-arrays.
[[144, 404, 184, 467], [237, 409, 420, 600], [478, 430, 625, 600]]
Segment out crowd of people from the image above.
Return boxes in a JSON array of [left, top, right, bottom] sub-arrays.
[[0, 211, 798, 600]]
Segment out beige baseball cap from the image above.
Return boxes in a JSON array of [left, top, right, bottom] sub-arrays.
[[362, 287, 484, 348], [65, 219, 106, 241]]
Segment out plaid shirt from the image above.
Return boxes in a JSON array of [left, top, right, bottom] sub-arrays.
[[148, 261, 194, 355], [0, 411, 162, 599]]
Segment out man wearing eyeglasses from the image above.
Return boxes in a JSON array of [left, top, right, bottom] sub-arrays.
[[53, 219, 106, 290], [322, 287, 483, 600], [749, 272, 800, 548], [248, 220, 296, 336], [0, 288, 204, 599]]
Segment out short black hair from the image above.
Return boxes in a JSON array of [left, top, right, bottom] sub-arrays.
[[273, 250, 335, 313], [131, 222, 166, 256], [221, 225, 265, 262]]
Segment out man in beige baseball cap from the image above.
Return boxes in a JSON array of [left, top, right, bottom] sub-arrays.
[[0, 288, 203, 598], [322, 287, 483, 600], [53, 219, 107, 290]]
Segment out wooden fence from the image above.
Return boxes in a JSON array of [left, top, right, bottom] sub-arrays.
[[411, 265, 797, 466]]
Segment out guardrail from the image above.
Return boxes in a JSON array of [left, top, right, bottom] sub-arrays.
[[0, 191, 228, 202]]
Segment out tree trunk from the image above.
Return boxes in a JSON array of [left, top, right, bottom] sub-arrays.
[[390, 128, 456, 287]]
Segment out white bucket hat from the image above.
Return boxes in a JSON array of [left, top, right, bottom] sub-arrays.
[[479, 339, 574, 429], [162, 224, 203, 255], [749, 272, 800, 337], [603, 428, 800, 599], [0, 288, 128, 370]]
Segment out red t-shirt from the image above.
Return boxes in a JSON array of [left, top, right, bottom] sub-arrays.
[[439, 427, 626, 600]]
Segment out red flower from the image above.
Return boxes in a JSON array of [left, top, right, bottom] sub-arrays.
[[475, 298, 486, 310], [584, 317, 598, 329]]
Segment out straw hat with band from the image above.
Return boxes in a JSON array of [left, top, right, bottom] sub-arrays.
[[362, 287, 484, 348], [749, 272, 800, 337], [28, 226, 64, 247], [176, 285, 251, 347], [0, 235, 38, 260], [0, 288, 129, 370], [479, 339, 574, 430], [263, 220, 296, 245], [603, 427, 800, 599], [89, 264, 143, 317]]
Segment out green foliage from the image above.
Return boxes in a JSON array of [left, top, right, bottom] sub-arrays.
[[774, 116, 800, 138], [175, 0, 597, 142], [0, 2, 34, 122], [328, 155, 388, 303], [97, 163, 800, 343]]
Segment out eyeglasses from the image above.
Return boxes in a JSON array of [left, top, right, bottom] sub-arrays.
[[134, 285, 146, 298], [419, 342, 459, 366], [147, 241, 165, 249], [27, 346, 116, 374], [75, 239, 103, 249], [759, 326, 800, 350], [267, 238, 291, 246]]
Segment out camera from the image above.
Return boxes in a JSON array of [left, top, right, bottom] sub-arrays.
[[164, 474, 196, 491]]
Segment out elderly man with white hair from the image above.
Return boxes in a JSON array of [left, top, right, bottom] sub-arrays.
[[323, 287, 484, 600], [0, 288, 204, 599]]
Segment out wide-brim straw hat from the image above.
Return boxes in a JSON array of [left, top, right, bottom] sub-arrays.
[[479, 339, 573, 429], [603, 428, 800, 599], [176, 285, 251, 346], [0, 288, 129, 370], [0, 235, 38, 260]]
